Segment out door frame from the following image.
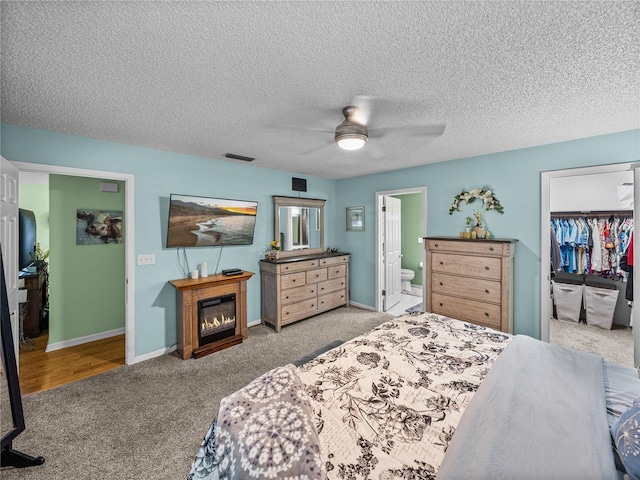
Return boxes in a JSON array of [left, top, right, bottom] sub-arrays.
[[540, 162, 637, 365], [13, 161, 135, 365], [375, 186, 427, 312]]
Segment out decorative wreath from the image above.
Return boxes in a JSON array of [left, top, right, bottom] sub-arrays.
[[449, 186, 504, 215]]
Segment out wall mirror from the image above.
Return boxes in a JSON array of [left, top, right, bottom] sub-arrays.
[[273, 196, 325, 258]]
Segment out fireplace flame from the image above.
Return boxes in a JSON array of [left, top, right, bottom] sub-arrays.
[[201, 314, 235, 332]]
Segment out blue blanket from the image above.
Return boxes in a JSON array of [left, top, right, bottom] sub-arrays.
[[437, 335, 618, 479]]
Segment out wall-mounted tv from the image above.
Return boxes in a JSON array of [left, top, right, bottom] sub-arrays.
[[166, 194, 258, 248]]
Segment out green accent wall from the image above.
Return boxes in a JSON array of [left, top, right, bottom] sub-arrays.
[[394, 193, 423, 286], [18, 181, 50, 254], [48, 175, 125, 344]]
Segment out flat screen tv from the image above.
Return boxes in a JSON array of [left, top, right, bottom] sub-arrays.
[[166, 194, 258, 248], [18, 209, 37, 271]]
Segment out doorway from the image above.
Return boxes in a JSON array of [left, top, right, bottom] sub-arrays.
[[541, 163, 637, 367], [14, 161, 135, 373], [375, 187, 426, 315]]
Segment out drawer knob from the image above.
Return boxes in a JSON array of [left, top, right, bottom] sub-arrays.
[[485, 266, 490, 270], [484, 312, 490, 317], [434, 243, 439, 247], [439, 282, 443, 286], [311, 289, 315, 293], [439, 302, 443, 307], [321, 287, 324, 290], [292, 279, 296, 283], [489, 247, 494, 251], [485, 289, 490, 294], [316, 274, 319, 278], [285, 296, 289, 299], [340, 282, 344, 286], [439, 261, 444, 265], [311, 304, 315, 308]]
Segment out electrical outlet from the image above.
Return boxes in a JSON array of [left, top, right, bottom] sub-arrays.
[[417, 237, 423, 243], [137, 254, 156, 266]]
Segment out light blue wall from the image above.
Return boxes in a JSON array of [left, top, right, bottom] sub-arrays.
[[334, 129, 640, 338], [3, 124, 639, 349], [1, 124, 336, 357]]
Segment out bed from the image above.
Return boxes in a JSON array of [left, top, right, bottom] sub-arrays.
[[187, 312, 640, 479]]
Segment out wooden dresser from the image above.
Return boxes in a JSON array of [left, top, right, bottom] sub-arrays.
[[425, 237, 517, 333], [259, 253, 349, 332]]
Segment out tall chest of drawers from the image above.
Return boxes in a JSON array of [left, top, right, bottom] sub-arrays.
[[425, 237, 517, 333], [260, 253, 350, 332]]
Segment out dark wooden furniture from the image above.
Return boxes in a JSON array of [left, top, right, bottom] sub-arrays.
[[170, 271, 254, 359], [22, 271, 45, 339]]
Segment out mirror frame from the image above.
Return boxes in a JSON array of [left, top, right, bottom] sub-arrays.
[[273, 196, 326, 258]]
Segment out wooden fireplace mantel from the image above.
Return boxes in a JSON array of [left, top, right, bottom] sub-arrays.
[[169, 271, 254, 359]]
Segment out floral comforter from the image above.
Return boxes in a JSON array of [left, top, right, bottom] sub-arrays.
[[188, 312, 512, 479]]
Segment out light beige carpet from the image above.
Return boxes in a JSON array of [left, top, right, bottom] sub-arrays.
[[0, 306, 393, 480], [549, 317, 633, 367]]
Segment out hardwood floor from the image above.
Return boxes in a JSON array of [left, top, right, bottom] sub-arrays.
[[18, 331, 125, 396]]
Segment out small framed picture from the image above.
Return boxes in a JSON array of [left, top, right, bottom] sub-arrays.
[[346, 206, 365, 231]]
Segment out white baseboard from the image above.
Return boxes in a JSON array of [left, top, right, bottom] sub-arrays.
[[134, 344, 177, 364], [348, 301, 375, 311], [45, 327, 125, 353]]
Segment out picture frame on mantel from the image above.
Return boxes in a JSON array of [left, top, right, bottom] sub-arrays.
[[346, 206, 365, 231]]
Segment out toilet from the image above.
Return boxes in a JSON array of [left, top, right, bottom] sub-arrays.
[[401, 268, 415, 294]]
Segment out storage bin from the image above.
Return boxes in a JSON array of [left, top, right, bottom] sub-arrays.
[[552, 280, 583, 323], [584, 284, 619, 330]]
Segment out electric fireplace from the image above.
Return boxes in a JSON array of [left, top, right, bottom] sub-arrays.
[[170, 271, 254, 359], [198, 294, 236, 346]]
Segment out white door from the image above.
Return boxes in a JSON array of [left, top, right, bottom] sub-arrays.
[[384, 196, 402, 310], [0, 156, 20, 361]]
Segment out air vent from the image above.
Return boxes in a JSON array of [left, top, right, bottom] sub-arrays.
[[224, 153, 255, 162]]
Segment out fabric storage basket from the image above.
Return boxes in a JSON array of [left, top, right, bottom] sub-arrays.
[[584, 285, 619, 330], [552, 280, 583, 323]]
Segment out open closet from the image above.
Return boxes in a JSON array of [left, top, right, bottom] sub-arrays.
[[549, 171, 634, 366]]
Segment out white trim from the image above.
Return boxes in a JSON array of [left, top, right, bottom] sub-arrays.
[[248, 318, 262, 327], [45, 327, 125, 353], [134, 344, 177, 364], [12, 161, 136, 365], [374, 186, 427, 313], [348, 300, 375, 311], [540, 163, 635, 350]]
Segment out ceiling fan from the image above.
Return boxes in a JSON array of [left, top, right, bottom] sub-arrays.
[[272, 96, 446, 155], [332, 96, 446, 152]]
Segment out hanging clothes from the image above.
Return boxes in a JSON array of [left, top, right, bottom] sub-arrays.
[[550, 213, 633, 279]]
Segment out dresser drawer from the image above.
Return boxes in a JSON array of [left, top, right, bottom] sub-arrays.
[[281, 284, 316, 306], [427, 240, 505, 256], [318, 277, 347, 295], [431, 272, 501, 303], [281, 272, 306, 289], [431, 293, 502, 330], [279, 259, 320, 273], [320, 255, 349, 266], [306, 268, 328, 284], [318, 290, 347, 310], [431, 253, 502, 280], [282, 298, 317, 322], [327, 264, 346, 279]]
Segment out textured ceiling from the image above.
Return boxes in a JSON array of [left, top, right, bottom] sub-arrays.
[[1, 1, 639, 180]]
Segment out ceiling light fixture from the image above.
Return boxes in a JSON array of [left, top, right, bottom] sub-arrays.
[[335, 106, 368, 151]]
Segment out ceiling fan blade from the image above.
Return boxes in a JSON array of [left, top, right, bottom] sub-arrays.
[[352, 95, 375, 125], [369, 123, 447, 139]]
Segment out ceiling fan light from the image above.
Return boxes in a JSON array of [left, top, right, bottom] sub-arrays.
[[336, 134, 368, 150]]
